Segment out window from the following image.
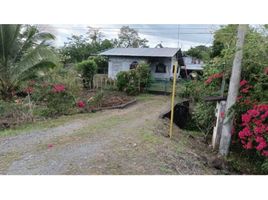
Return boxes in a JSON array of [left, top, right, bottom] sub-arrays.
[[155, 62, 166, 73], [130, 61, 139, 69]]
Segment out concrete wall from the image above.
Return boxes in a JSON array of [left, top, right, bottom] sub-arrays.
[[108, 56, 174, 80]]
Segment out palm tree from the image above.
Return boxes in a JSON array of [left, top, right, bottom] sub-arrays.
[[0, 24, 59, 100]]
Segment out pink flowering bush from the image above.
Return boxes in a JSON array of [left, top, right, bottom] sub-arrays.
[[204, 72, 223, 85], [238, 104, 268, 156], [76, 100, 86, 108]]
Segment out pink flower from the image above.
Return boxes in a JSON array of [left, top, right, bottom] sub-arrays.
[[48, 144, 54, 149], [256, 140, 267, 151], [244, 141, 253, 149], [240, 80, 248, 87], [76, 100, 86, 108], [247, 109, 260, 117], [52, 84, 65, 93], [241, 114, 251, 123], [261, 150, 268, 157]]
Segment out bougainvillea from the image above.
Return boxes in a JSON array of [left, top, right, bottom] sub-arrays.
[[238, 104, 268, 156], [76, 100, 86, 108], [52, 84, 65, 93], [204, 72, 223, 84]]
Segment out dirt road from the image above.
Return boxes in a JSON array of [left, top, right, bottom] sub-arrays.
[[0, 95, 229, 175]]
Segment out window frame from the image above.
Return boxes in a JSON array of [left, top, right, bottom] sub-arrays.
[[155, 62, 166, 73]]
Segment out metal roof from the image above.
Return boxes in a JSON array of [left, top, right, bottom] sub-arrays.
[[99, 48, 180, 57]]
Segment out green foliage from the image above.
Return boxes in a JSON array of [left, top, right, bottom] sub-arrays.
[[261, 159, 268, 174], [185, 45, 211, 61], [0, 24, 58, 100], [136, 63, 152, 90], [192, 102, 216, 136], [60, 32, 114, 64], [116, 71, 129, 92], [114, 26, 149, 48], [43, 91, 75, 117], [38, 66, 83, 97], [89, 55, 108, 74], [116, 63, 152, 95], [88, 90, 104, 108], [77, 60, 97, 88], [0, 100, 33, 129]]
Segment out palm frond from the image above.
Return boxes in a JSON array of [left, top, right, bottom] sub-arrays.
[[11, 46, 59, 84]]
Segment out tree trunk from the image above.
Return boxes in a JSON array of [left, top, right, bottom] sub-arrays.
[[219, 24, 248, 156]]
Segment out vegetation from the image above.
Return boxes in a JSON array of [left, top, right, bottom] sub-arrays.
[[181, 25, 268, 173], [76, 60, 97, 88], [185, 45, 211, 61], [0, 24, 58, 100], [116, 63, 152, 95]]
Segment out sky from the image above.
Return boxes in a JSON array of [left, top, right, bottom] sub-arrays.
[[39, 24, 221, 50]]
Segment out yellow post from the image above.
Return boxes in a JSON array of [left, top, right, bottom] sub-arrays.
[[169, 64, 177, 138]]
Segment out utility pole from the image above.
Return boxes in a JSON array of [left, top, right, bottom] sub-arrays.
[[219, 24, 248, 156]]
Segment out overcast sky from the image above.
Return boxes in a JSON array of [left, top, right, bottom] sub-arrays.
[[40, 24, 221, 50]]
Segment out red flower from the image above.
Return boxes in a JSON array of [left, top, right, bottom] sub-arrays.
[[24, 87, 34, 94], [240, 80, 248, 87], [48, 144, 54, 149], [76, 100, 86, 108], [52, 84, 65, 93], [247, 109, 260, 117]]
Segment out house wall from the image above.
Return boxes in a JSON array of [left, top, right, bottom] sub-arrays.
[[108, 56, 146, 79], [108, 56, 173, 80], [150, 57, 172, 79]]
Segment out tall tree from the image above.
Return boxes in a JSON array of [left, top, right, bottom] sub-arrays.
[[0, 24, 58, 100], [185, 45, 211, 61], [87, 27, 104, 43], [219, 24, 249, 156], [116, 26, 148, 48]]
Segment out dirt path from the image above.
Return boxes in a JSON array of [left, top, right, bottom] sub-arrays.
[[0, 95, 231, 175]]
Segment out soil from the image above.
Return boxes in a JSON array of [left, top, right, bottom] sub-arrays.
[[0, 95, 236, 175]]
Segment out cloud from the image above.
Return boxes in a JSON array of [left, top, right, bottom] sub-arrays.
[[46, 24, 219, 50]]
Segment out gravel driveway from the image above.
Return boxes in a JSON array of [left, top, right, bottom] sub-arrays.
[[0, 95, 229, 175]]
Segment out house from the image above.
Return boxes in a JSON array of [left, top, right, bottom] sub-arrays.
[[180, 56, 204, 78], [99, 48, 184, 79]]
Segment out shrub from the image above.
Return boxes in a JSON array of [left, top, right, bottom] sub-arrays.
[[136, 63, 152, 90], [116, 63, 152, 95], [89, 56, 108, 74], [0, 100, 33, 129], [42, 84, 75, 117], [116, 71, 129, 91], [77, 60, 97, 88]]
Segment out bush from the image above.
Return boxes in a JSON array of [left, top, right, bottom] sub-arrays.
[[0, 100, 33, 129], [116, 63, 152, 95], [116, 71, 129, 91], [39, 84, 75, 117], [42, 67, 83, 97], [77, 60, 97, 88], [89, 56, 108, 74]]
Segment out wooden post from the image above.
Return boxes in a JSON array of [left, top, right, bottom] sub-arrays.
[[219, 24, 248, 156], [212, 101, 226, 149], [169, 64, 177, 138]]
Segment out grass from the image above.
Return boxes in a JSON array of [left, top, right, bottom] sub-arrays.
[[0, 112, 98, 138]]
